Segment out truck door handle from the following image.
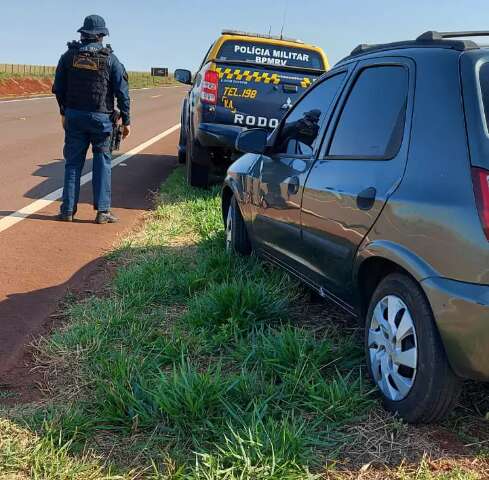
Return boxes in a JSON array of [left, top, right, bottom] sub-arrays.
[[286, 176, 300, 195], [357, 187, 377, 210]]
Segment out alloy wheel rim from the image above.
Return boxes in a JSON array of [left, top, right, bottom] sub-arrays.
[[368, 295, 418, 401], [225, 205, 233, 252]]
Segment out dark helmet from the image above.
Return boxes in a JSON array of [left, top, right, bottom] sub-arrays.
[[77, 15, 109, 36]]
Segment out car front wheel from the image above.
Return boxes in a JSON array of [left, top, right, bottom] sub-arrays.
[[365, 272, 461, 423], [225, 196, 251, 255]]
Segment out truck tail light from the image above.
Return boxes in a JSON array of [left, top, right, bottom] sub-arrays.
[[201, 68, 219, 105], [472, 167, 489, 241]]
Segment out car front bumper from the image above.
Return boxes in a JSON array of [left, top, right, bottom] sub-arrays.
[[422, 277, 489, 381]]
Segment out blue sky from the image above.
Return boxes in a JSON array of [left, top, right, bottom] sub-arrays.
[[1, 0, 488, 71]]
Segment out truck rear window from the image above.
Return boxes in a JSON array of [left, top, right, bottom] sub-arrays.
[[217, 40, 324, 70]]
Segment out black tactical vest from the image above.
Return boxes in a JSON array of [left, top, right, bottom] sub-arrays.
[[64, 42, 114, 114]]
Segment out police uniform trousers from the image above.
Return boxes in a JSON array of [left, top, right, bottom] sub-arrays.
[[61, 108, 113, 215]]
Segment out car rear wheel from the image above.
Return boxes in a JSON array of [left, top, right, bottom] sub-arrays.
[[225, 196, 251, 255], [365, 273, 461, 423], [186, 136, 209, 188]]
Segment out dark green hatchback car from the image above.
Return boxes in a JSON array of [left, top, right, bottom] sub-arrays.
[[222, 31, 489, 423]]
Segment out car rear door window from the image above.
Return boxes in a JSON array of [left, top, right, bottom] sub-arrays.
[[479, 63, 489, 129], [328, 66, 408, 159], [274, 72, 346, 156]]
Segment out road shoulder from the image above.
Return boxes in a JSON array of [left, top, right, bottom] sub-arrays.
[[0, 133, 179, 388]]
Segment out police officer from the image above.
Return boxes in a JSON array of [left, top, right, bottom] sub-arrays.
[[53, 14, 131, 224]]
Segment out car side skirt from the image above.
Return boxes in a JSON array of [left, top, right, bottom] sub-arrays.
[[259, 248, 358, 317]]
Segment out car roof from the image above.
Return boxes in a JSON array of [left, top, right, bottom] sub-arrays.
[[215, 31, 323, 53], [221, 29, 305, 45], [336, 30, 489, 66]]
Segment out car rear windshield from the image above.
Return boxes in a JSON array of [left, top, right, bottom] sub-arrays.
[[217, 40, 324, 70], [480, 63, 489, 128]]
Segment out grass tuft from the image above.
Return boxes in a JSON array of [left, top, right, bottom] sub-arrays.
[[182, 279, 291, 345]]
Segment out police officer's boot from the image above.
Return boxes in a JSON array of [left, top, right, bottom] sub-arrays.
[[57, 207, 77, 222], [95, 210, 118, 224], [57, 213, 73, 222]]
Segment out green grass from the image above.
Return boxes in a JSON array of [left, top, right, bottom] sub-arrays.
[[0, 168, 486, 479], [0, 64, 176, 89], [0, 71, 18, 80], [127, 72, 177, 89]]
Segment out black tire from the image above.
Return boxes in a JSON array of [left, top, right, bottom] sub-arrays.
[[186, 136, 209, 188], [178, 149, 186, 164], [178, 147, 186, 164], [225, 196, 251, 255], [177, 128, 186, 164], [365, 273, 461, 423]]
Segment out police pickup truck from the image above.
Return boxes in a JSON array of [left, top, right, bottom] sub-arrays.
[[175, 30, 329, 186]]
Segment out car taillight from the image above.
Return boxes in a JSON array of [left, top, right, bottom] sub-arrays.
[[472, 167, 489, 241], [201, 69, 219, 105]]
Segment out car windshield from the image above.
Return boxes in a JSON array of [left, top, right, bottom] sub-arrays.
[[217, 40, 324, 70]]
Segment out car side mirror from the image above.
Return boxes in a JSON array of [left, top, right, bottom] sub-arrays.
[[174, 69, 192, 85], [235, 128, 268, 154]]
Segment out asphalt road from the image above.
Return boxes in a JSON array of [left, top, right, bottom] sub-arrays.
[[0, 86, 186, 389]]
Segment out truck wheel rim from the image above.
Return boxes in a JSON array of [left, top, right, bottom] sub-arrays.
[[225, 205, 233, 252], [368, 295, 418, 401]]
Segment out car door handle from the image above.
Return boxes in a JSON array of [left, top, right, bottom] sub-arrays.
[[286, 176, 300, 195], [357, 187, 377, 210]]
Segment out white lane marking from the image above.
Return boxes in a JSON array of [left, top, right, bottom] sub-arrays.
[[0, 85, 184, 104], [0, 96, 54, 104], [151, 94, 162, 99], [133, 86, 183, 91], [0, 123, 180, 234]]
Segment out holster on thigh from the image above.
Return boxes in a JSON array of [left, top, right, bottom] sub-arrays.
[[92, 137, 111, 154]]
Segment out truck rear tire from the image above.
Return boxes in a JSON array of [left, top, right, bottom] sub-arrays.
[[186, 137, 209, 188], [178, 128, 186, 164], [178, 147, 186, 164]]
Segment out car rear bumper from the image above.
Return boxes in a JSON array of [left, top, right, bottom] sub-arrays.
[[196, 123, 245, 149], [421, 277, 489, 381]]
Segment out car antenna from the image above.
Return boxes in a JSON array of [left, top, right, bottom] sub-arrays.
[[268, 25, 272, 38], [279, 0, 289, 40]]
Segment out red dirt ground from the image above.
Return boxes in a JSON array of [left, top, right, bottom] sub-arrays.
[[0, 77, 53, 98]]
